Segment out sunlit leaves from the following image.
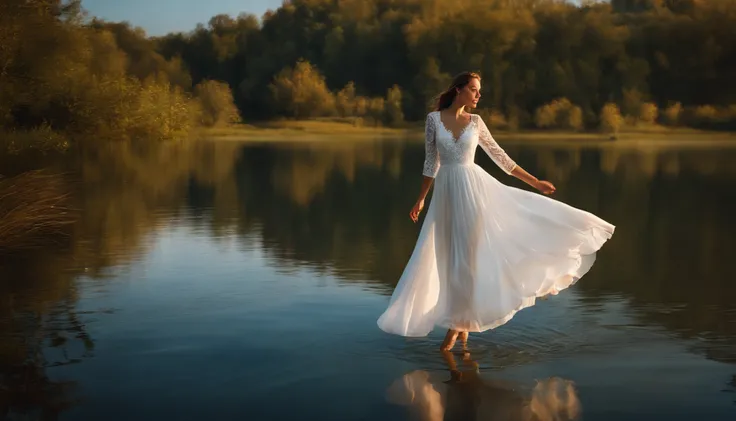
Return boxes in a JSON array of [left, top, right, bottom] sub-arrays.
[[194, 80, 241, 127], [269, 60, 336, 119]]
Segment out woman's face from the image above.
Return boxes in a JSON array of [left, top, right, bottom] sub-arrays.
[[457, 77, 481, 109]]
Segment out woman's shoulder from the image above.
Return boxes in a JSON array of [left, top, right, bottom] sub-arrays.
[[468, 112, 485, 125]]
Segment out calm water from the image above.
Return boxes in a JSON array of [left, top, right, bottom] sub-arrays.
[[1, 137, 735, 420]]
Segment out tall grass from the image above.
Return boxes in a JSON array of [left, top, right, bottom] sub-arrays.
[[0, 170, 76, 252]]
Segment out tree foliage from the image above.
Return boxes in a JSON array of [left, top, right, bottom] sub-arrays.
[[0, 0, 240, 149], [194, 80, 241, 127], [269, 60, 336, 119], [150, 0, 736, 130], [600, 103, 625, 134], [3, 0, 736, 139]]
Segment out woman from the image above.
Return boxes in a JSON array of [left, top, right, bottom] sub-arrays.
[[377, 72, 615, 351]]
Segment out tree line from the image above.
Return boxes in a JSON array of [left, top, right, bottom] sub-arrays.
[[2, 0, 736, 149], [154, 0, 736, 131], [0, 0, 240, 150]]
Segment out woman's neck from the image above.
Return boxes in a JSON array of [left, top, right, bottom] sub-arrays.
[[443, 104, 466, 118]]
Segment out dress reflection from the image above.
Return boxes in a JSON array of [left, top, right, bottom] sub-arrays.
[[386, 351, 580, 421]]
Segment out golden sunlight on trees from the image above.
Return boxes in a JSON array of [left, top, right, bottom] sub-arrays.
[[385, 85, 405, 127], [534, 98, 584, 131], [600, 103, 625, 136], [335, 82, 358, 118], [269, 60, 337, 119], [639, 102, 659, 125], [4, 0, 736, 146], [150, 0, 736, 131], [663, 102, 683, 126], [0, 0, 240, 151], [194, 80, 242, 127]]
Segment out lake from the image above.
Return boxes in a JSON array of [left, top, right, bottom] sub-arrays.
[[1, 136, 735, 420]]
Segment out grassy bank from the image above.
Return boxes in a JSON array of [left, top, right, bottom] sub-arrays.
[[201, 119, 413, 142], [201, 119, 736, 144]]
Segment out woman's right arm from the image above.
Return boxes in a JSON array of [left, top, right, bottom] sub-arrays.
[[410, 114, 439, 222], [416, 176, 434, 203]]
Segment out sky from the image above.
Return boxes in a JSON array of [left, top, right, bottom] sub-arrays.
[[81, 0, 585, 37], [82, 0, 285, 36]]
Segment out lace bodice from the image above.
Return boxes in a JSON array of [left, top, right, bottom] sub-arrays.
[[422, 111, 517, 178]]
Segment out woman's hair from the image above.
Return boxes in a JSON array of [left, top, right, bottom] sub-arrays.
[[434, 71, 481, 111]]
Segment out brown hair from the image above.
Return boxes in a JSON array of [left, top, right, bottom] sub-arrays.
[[434, 71, 481, 111]]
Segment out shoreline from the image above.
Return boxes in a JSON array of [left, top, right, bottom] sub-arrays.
[[198, 120, 736, 146]]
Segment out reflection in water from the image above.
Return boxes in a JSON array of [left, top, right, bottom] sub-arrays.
[[209, 140, 736, 364], [1, 137, 735, 418], [0, 138, 409, 418], [187, 139, 419, 284], [386, 351, 580, 421], [0, 254, 93, 419], [728, 374, 736, 404]]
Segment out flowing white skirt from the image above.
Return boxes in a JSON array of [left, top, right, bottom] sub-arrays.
[[377, 162, 614, 336]]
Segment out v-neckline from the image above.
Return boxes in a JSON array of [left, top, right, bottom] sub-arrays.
[[437, 112, 473, 143]]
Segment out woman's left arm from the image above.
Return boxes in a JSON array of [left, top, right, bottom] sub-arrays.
[[475, 115, 556, 195]]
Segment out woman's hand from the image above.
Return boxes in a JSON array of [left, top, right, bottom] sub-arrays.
[[409, 199, 425, 223], [535, 180, 556, 195], [510, 166, 555, 195]]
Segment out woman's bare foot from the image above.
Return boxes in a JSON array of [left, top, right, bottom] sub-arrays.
[[440, 329, 459, 351]]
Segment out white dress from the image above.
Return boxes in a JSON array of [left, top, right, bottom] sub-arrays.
[[377, 111, 615, 336]]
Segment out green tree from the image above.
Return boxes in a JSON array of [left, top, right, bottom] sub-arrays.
[[534, 98, 583, 130], [639, 102, 659, 124], [663, 102, 683, 126], [600, 103, 625, 136], [269, 60, 336, 119], [335, 82, 357, 117], [6, 0, 736, 135], [384, 85, 405, 127], [194, 80, 241, 127]]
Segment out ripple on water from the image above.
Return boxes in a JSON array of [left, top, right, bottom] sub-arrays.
[[359, 291, 682, 374]]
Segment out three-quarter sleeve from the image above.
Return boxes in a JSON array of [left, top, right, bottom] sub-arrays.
[[422, 113, 440, 178], [475, 114, 517, 174]]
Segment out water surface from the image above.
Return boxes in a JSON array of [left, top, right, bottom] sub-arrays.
[[1, 137, 735, 420]]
